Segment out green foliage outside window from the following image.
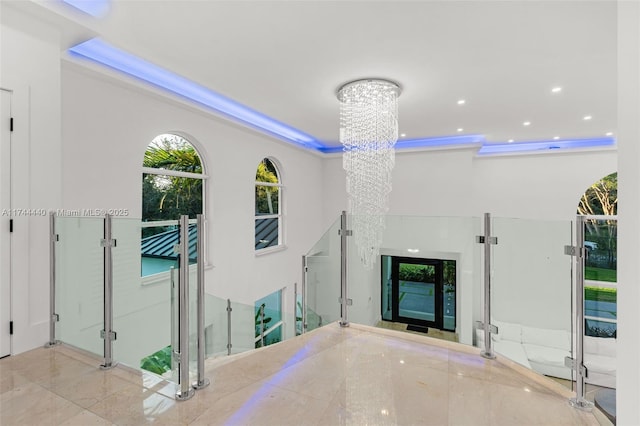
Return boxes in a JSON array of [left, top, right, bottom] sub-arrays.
[[255, 159, 279, 216], [398, 264, 435, 283], [142, 135, 203, 237]]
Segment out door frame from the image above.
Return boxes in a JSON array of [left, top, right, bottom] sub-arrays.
[[0, 87, 13, 357]]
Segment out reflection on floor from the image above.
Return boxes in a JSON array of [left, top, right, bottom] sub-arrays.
[[1, 323, 602, 425], [377, 319, 459, 343]]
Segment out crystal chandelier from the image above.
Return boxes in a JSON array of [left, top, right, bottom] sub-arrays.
[[337, 78, 401, 269]]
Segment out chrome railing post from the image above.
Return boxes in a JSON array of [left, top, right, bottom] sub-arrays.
[[100, 214, 117, 369], [339, 211, 351, 327], [193, 214, 209, 390], [260, 304, 265, 347], [175, 215, 194, 401], [45, 212, 60, 348], [476, 212, 497, 359], [567, 215, 594, 411], [294, 282, 299, 336], [226, 299, 232, 356], [302, 255, 307, 333]]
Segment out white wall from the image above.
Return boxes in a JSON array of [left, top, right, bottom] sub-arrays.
[[616, 2, 640, 424], [0, 5, 63, 354], [61, 63, 326, 348], [473, 150, 617, 221], [322, 145, 616, 345]]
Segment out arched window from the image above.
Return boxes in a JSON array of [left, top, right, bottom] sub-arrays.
[[141, 133, 206, 276], [577, 172, 617, 339], [255, 158, 282, 251]]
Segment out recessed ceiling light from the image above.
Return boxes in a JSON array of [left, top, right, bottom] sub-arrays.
[[457, 99, 466, 105], [605, 132, 613, 136], [407, 248, 420, 253], [583, 115, 593, 121], [523, 121, 531, 126], [457, 128, 464, 132], [551, 87, 562, 93], [400, 133, 406, 137], [553, 136, 560, 140], [508, 139, 514, 143]]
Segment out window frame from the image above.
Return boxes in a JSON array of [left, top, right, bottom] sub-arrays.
[[255, 158, 285, 254], [141, 134, 209, 279]]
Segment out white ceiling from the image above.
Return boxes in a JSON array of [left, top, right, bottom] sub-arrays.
[[40, 0, 620, 149]]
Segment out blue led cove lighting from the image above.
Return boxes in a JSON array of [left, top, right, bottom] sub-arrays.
[[61, 0, 110, 17], [68, 38, 325, 151], [477, 137, 615, 155], [67, 39, 616, 156], [318, 134, 485, 154]]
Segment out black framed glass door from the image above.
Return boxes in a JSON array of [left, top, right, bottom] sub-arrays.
[[382, 256, 456, 331], [391, 257, 442, 328]]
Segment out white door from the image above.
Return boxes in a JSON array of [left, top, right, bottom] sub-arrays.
[[0, 88, 12, 357]]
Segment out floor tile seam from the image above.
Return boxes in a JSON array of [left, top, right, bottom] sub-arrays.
[[43, 370, 135, 412], [3, 379, 90, 422], [0, 370, 39, 399], [269, 381, 340, 404]]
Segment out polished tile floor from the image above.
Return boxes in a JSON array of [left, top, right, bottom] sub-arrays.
[[1, 324, 602, 425]]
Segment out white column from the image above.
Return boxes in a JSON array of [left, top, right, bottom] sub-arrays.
[[616, 2, 640, 424]]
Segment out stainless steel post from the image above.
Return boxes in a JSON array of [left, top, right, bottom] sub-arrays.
[[339, 211, 349, 327], [569, 215, 593, 411], [260, 304, 265, 347], [294, 282, 298, 335], [175, 215, 194, 401], [301, 255, 307, 333], [481, 212, 496, 359], [44, 212, 60, 348], [100, 214, 116, 369], [226, 299, 232, 356], [193, 214, 209, 390]]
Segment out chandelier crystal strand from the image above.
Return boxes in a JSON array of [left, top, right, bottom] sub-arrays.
[[338, 79, 400, 269]]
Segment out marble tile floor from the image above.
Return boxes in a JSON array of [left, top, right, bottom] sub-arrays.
[[376, 320, 459, 343], [1, 323, 603, 426]]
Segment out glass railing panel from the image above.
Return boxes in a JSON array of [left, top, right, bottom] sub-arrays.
[[254, 288, 283, 348], [305, 216, 342, 332], [203, 294, 230, 359], [295, 291, 303, 336], [111, 217, 175, 379], [347, 215, 481, 346], [490, 217, 573, 383], [55, 216, 104, 356], [229, 300, 255, 354], [583, 217, 617, 388]]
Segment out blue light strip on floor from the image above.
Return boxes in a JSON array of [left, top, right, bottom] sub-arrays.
[[477, 137, 615, 155], [68, 38, 325, 151], [61, 0, 110, 17]]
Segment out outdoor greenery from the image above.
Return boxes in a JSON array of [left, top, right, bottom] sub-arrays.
[[577, 172, 617, 217], [443, 260, 456, 286], [255, 159, 279, 216], [579, 172, 617, 270], [398, 264, 435, 283], [142, 135, 203, 237], [585, 286, 617, 303], [140, 345, 172, 375], [585, 266, 617, 283]]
